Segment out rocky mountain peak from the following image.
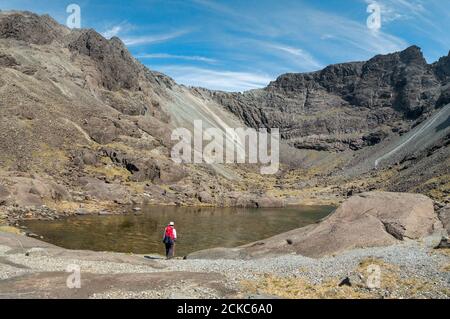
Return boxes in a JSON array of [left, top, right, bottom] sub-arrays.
[[0, 12, 145, 92], [0, 11, 66, 45], [398, 45, 427, 65], [68, 28, 141, 91]]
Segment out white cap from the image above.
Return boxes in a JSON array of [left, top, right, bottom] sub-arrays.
[[169, 221, 175, 226]]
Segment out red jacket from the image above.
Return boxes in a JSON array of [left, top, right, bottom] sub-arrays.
[[163, 226, 177, 240]]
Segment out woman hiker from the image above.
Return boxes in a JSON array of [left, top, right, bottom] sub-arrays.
[[162, 221, 177, 259]]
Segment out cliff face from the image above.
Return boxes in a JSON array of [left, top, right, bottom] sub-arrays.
[[210, 46, 449, 151]]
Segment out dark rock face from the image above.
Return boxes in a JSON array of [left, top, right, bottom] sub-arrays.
[[68, 30, 141, 91], [101, 147, 186, 184], [0, 12, 64, 45], [436, 86, 450, 108], [433, 51, 450, 82], [211, 46, 447, 151]]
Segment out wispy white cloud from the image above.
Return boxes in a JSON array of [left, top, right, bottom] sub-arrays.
[[192, 0, 408, 63], [363, 0, 449, 55], [191, 0, 234, 16], [302, 8, 408, 56], [100, 21, 135, 39], [136, 53, 217, 64], [364, 0, 438, 30], [122, 30, 191, 47], [102, 25, 122, 38], [126, 0, 446, 90], [157, 66, 272, 92], [263, 43, 324, 70]]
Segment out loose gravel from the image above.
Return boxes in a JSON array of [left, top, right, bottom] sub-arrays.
[[0, 237, 449, 298]]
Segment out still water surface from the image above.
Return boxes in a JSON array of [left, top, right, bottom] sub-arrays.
[[22, 205, 334, 256]]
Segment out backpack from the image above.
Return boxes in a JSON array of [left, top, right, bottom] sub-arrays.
[[163, 226, 174, 245]]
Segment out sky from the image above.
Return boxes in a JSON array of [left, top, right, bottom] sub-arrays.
[[1, 0, 449, 91]]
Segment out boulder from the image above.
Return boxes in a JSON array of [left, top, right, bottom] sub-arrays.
[[78, 177, 131, 204], [101, 147, 186, 183], [82, 117, 121, 144], [187, 192, 439, 259], [254, 196, 285, 208], [7, 177, 71, 208], [72, 149, 98, 166], [75, 208, 91, 216], [197, 191, 213, 204], [226, 193, 284, 208], [434, 237, 450, 249]]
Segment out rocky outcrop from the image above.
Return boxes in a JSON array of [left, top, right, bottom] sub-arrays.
[[187, 192, 440, 259], [68, 30, 141, 91], [433, 51, 450, 82], [81, 117, 141, 145], [0, 11, 66, 45], [78, 177, 131, 204], [8, 177, 71, 207], [210, 46, 447, 152], [101, 147, 186, 183]]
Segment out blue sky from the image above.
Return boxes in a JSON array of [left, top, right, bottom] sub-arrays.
[[1, 0, 449, 91]]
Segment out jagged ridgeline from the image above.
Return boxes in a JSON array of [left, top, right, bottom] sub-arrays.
[[0, 11, 448, 215]]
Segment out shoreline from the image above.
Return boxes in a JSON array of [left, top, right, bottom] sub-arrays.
[[1, 197, 339, 227]]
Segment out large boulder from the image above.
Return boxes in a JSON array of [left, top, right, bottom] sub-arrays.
[[225, 192, 285, 208], [78, 177, 131, 204], [7, 177, 71, 208], [186, 192, 439, 260], [101, 147, 186, 184]]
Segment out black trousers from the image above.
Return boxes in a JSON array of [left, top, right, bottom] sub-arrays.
[[165, 243, 174, 258]]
